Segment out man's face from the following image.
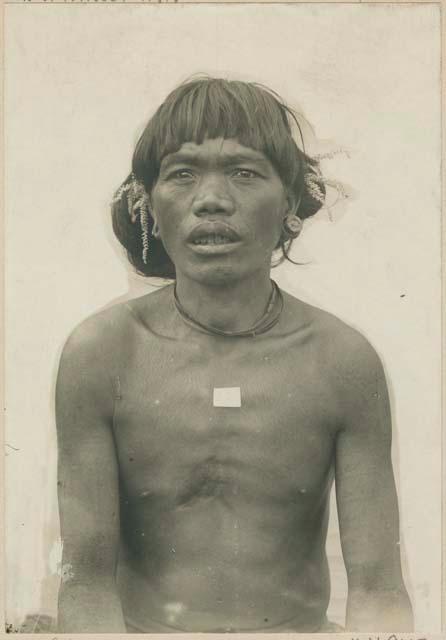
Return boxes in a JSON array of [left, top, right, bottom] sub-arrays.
[[150, 138, 294, 284]]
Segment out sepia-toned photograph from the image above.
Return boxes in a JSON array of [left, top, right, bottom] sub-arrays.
[[4, 2, 442, 635]]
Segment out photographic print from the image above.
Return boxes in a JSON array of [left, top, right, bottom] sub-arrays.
[[3, 2, 442, 635]]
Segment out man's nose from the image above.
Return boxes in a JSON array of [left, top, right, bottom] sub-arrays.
[[191, 175, 235, 217]]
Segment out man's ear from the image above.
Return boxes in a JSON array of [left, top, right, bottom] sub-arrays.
[[284, 191, 302, 218], [148, 194, 157, 223], [148, 197, 162, 239]]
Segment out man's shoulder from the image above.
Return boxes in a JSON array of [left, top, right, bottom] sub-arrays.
[[62, 304, 127, 356], [282, 291, 384, 377], [61, 285, 173, 365]]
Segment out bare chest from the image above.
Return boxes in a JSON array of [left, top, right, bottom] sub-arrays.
[[112, 335, 337, 505]]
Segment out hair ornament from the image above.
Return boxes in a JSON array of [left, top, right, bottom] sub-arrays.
[[313, 147, 351, 162], [140, 204, 150, 264], [113, 173, 151, 263], [113, 173, 150, 223], [304, 166, 325, 205], [304, 156, 350, 222]]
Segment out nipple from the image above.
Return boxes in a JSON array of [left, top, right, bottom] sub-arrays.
[[164, 602, 186, 624]]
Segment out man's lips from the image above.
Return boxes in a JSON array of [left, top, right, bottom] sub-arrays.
[[187, 222, 241, 245]]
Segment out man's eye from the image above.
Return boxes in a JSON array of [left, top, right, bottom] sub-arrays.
[[170, 169, 194, 180], [233, 169, 258, 179]]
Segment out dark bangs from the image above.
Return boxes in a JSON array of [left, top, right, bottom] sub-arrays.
[[132, 78, 304, 193]]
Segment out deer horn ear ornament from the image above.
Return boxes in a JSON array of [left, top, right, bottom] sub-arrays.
[[282, 214, 303, 239]]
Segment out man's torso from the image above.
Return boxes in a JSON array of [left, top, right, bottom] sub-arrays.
[[99, 285, 343, 631]]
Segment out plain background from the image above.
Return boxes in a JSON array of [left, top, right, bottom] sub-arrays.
[[4, 3, 442, 631]]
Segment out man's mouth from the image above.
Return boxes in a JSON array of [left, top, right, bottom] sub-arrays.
[[187, 223, 241, 249], [192, 234, 236, 246]]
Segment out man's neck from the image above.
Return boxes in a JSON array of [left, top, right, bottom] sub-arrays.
[[174, 271, 275, 334]]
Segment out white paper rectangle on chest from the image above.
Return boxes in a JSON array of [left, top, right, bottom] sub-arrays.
[[213, 387, 242, 408]]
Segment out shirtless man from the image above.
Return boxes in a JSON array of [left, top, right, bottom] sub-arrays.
[[56, 77, 413, 633]]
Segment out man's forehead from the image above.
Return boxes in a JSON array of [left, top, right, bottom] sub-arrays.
[[161, 138, 271, 166]]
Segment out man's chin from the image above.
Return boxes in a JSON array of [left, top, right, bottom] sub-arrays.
[[179, 263, 249, 287]]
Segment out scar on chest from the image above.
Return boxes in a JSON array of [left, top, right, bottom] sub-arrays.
[[114, 376, 122, 400]]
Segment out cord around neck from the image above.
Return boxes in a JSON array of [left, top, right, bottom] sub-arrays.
[[173, 280, 284, 338]]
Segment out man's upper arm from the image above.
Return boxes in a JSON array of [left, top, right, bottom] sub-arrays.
[[56, 318, 120, 584], [333, 332, 405, 592]]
